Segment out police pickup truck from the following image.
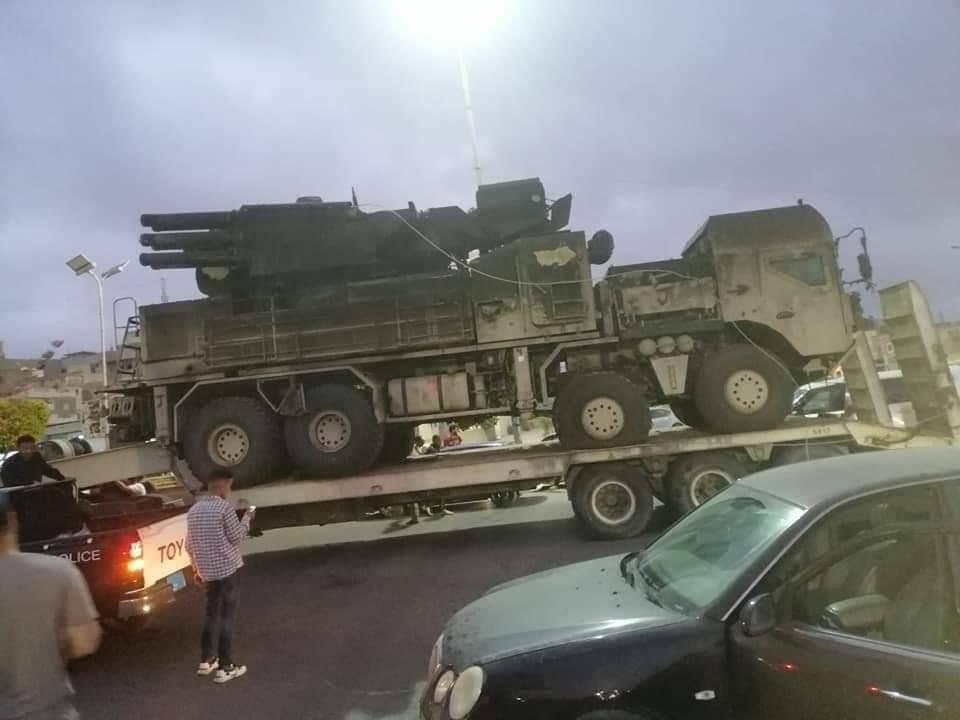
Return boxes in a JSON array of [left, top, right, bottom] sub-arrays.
[[2, 478, 192, 628]]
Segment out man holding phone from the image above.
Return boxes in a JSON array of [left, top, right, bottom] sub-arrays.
[[185, 467, 254, 684]]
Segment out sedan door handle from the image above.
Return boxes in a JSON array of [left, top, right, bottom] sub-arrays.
[[878, 689, 933, 708]]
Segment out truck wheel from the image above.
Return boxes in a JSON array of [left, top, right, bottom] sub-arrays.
[[553, 372, 652, 449], [665, 451, 746, 517], [571, 463, 654, 539], [772, 443, 849, 467], [694, 345, 794, 433], [184, 396, 285, 488], [491, 490, 520, 508], [378, 424, 416, 464], [284, 385, 384, 478], [667, 399, 705, 429]]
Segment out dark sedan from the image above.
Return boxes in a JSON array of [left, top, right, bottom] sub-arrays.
[[422, 448, 960, 719]]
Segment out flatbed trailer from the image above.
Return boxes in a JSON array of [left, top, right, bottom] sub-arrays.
[[50, 281, 960, 540]]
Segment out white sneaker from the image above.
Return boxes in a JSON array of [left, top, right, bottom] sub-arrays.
[[196, 659, 219, 676], [213, 664, 247, 683]]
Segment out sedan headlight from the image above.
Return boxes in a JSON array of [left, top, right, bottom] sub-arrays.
[[448, 665, 484, 720]]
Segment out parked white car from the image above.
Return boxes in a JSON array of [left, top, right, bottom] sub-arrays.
[[650, 405, 686, 432]]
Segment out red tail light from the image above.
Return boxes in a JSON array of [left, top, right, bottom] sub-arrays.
[[127, 541, 144, 572]]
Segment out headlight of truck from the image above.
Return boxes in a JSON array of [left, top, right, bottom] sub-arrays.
[[448, 665, 484, 720]]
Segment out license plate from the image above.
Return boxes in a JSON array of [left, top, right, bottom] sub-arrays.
[[168, 571, 187, 592]]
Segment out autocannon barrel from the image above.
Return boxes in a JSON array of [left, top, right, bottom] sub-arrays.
[[139, 231, 236, 251], [139, 252, 239, 269], [140, 211, 235, 231]]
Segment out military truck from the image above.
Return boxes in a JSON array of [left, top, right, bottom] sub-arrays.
[[109, 179, 868, 486]]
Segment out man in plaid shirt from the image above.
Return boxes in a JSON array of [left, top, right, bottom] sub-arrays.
[[186, 467, 253, 684]]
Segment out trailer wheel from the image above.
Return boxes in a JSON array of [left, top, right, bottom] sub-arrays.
[[183, 396, 285, 488], [284, 385, 384, 478], [772, 443, 849, 467], [553, 372, 652, 449], [665, 451, 746, 517], [667, 399, 705, 429], [378, 424, 416, 464], [571, 463, 654, 539], [694, 345, 794, 433], [491, 490, 521, 508]]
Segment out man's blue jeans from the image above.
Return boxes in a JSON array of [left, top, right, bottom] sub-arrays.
[[201, 573, 237, 666]]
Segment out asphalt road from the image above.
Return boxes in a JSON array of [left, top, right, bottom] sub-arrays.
[[72, 489, 672, 720]]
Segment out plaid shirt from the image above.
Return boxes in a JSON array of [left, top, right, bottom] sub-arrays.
[[185, 494, 249, 582]]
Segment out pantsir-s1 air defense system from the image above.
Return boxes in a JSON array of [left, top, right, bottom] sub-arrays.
[[110, 178, 868, 486]]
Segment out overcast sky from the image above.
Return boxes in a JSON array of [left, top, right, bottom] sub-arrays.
[[1, 0, 958, 357]]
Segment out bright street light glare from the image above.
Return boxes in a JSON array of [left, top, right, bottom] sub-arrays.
[[395, 0, 507, 48]]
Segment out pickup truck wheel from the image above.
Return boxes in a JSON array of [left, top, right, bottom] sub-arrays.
[[284, 385, 384, 478], [378, 424, 416, 464], [665, 451, 746, 517], [184, 396, 285, 488], [553, 372, 652, 449], [571, 463, 653, 539], [694, 345, 794, 433]]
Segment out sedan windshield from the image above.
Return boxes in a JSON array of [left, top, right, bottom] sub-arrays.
[[633, 486, 804, 614]]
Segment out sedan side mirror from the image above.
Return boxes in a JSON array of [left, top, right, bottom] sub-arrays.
[[740, 594, 776, 637]]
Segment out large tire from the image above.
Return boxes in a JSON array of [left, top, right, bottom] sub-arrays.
[[183, 396, 285, 489], [284, 385, 384, 478], [571, 463, 654, 539], [553, 372, 652, 449], [379, 424, 416, 464], [491, 490, 520, 508], [665, 451, 746, 517], [694, 345, 795, 433], [667, 398, 705, 429]]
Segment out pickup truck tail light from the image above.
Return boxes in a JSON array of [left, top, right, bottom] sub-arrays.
[[127, 541, 144, 573]]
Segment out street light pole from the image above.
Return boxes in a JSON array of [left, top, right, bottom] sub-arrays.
[[456, 47, 483, 187], [66, 255, 128, 388], [90, 270, 108, 388]]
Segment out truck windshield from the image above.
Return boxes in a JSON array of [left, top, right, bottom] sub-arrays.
[[633, 487, 804, 615]]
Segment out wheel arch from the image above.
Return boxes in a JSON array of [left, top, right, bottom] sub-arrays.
[[724, 321, 804, 379]]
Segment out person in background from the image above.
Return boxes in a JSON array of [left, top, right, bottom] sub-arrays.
[[1, 435, 66, 488], [442, 424, 462, 448], [425, 435, 443, 454], [413, 435, 427, 455], [185, 467, 253, 684], [0, 490, 101, 719]]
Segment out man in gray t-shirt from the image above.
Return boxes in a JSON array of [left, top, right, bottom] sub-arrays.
[[0, 491, 101, 720]]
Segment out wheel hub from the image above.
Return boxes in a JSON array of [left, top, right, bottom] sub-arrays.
[[724, 370, 769, 414], [208, 424, 249, 466], [589, 479, 637, 526], [580, 396, 626, 440], [689, 469, 734, 506], [309, 411, 352, 453]]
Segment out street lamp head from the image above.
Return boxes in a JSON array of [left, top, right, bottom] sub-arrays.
[[102, 260, 129, 279], [66, 254, 95, 276]]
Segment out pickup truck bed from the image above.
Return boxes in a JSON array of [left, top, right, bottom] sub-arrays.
[[3, 480, 192, 623]]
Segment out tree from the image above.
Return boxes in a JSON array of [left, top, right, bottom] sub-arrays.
[[0, 399, 50, 451]]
